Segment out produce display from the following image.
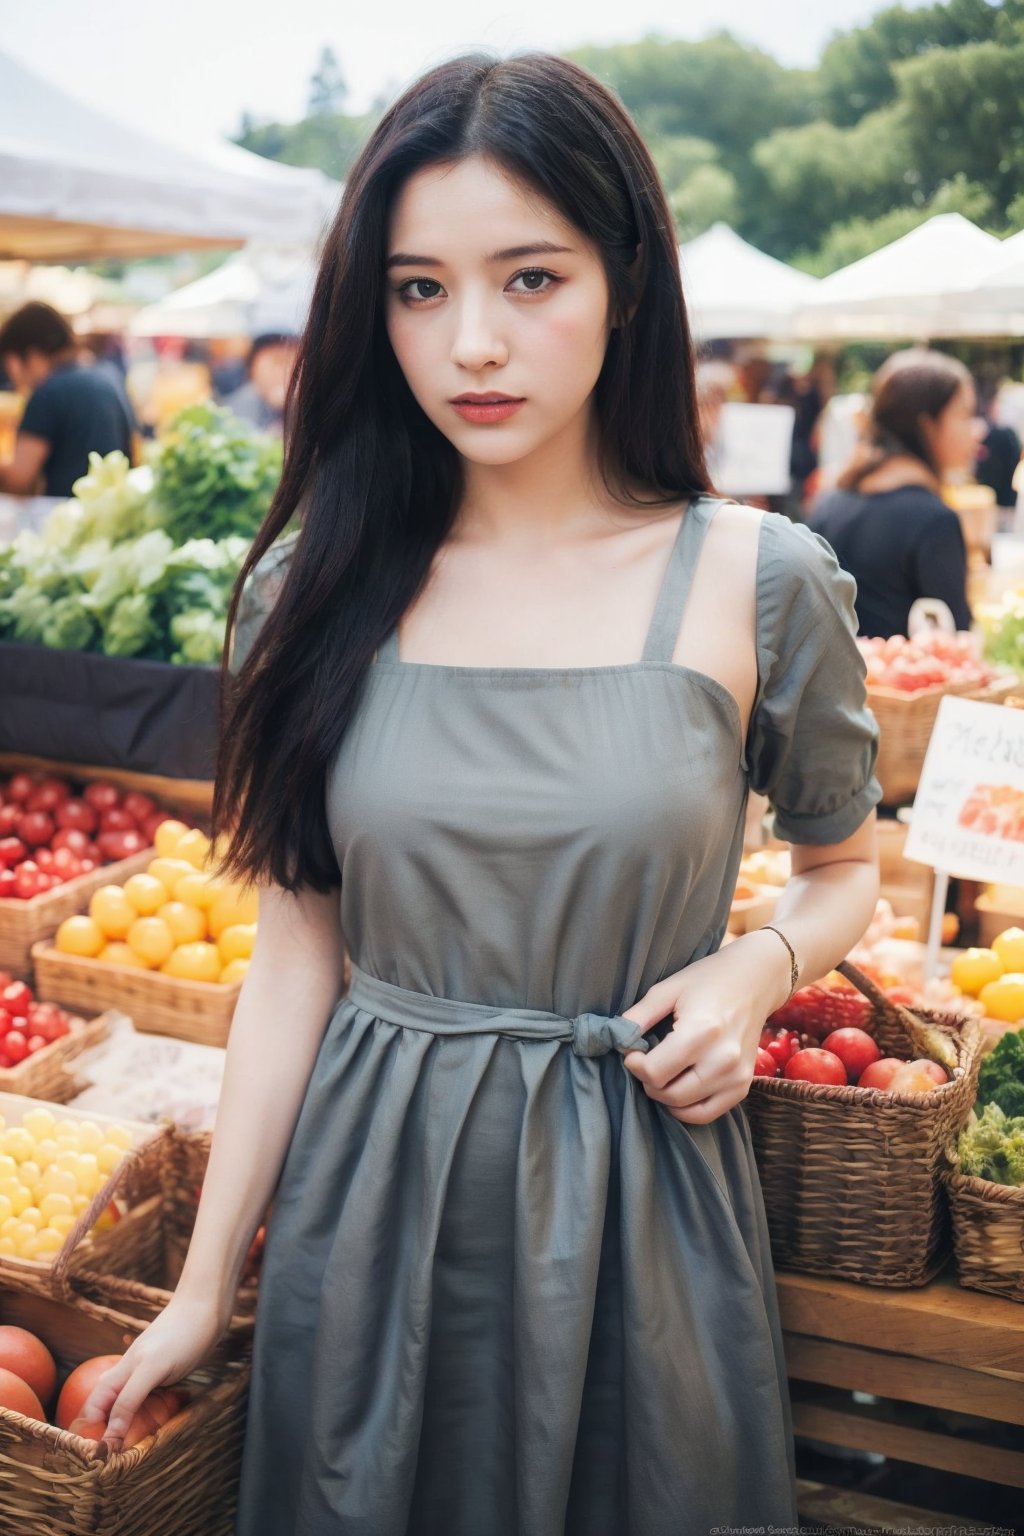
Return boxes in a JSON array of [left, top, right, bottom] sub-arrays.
[[0, 1325, 185, 1446], [0, 402, 281, 665], [0, 770, 179, 900], [0, 974, 76, 1069], [55, 820, 257, 985], [949, 926, 1024, 1022], [978, 586, 1024, 675], [757, 981, 951, 1089], [0, 1104, 135, 1260], [858, 630, 1000, 692]]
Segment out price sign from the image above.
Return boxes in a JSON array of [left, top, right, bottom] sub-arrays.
[[904, 695, 1024, 884]]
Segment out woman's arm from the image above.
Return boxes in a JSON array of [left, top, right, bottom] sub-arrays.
[[623, 814, 879, 1124], [79, 880, 347, 1446]]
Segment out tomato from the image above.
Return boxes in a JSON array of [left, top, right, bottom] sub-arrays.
[[0, 805, 19, 834], [99, 807, 135, 834], [122, 792, 157, 825], [765, 1029, 800, 1069], [79, 858, 98, 874], [822, 1027, 882, 1080], [6, 773, 37, 804], [17, 811, 55, 849], [0, 1009, 12, 1037], [55, 799, 97, 835], [52, 827, 89, 855], [83, 782, 120, 813], [25, 778, 70, 813], [4, 1031, 28, 1064], [143, 811, 173, 844], [0, 870, 13, 898], [1, 982, 31, 1019], [34, 848, 55, 871], [96, 829, 146, 862], [783, 1047, 848, 1085], [753, 1047, 778, 1077], [25, 1034, 46, 1055], [51, 848, 83, 877], [13, 864, 47, 900], [0, 837, 27, 869]]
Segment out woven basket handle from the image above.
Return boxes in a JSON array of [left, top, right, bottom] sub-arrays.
[[836, 958, 959, 1072]]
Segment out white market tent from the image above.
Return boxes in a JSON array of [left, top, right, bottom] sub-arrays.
[[793, 213, 1003, 341], [0, 52, 339, 261], [941, 228, 1024, 334], [129, 243, 317, 338], [679, 223, 820, 341]]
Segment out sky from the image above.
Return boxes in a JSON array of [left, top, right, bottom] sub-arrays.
[[1, 0, 933, 155]]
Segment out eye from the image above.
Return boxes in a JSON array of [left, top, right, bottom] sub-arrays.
[[507, 268, 560, 296], [396, 277, 446, 305]]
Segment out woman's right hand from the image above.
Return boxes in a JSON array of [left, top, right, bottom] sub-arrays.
[[76, 1290, 229, 1452]]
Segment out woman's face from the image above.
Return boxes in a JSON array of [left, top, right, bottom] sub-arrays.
[[922, 380, 985, 477], [384, 155, 615, 469]]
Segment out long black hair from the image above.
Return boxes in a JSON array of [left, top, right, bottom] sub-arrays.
[[837, 348, 971, 491], [214, 51, 711, 892]]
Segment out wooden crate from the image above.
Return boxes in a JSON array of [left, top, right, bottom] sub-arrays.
[[0, 1009, 113, 1105], [869, 675, 1018, 808], [0, 849, 153, 979], [0, 751, 212, 824], [0, 1287, 248, 1536], [32, 942, 239, 1047]]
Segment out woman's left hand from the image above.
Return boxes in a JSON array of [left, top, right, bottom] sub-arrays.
[[619, 930, 793, 1124]]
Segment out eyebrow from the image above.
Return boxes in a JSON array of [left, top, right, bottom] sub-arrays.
[[385, 241, 575, 270]]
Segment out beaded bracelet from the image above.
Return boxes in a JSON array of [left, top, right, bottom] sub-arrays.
[[761, 924, 800, 1002]]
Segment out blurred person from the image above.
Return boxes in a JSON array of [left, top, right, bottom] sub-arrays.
[[209, 336, 252, 401], [0, 302, 134, 497], [779, 352, 836, 511], [810, 349, 979, 637], [974, 377, 1022, 513], [222, 332, 300, 435], [127, 337, 212, 439]]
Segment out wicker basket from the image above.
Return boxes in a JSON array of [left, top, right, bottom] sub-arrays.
[[0, 1286, 248, 1536], [0, 1009, 112, 1104], [58, 1128, 257, 1360], [31, 941, 240, 1047], [744, 961, 982, 1286], [0, 1092, 169, 1300], [0, 849, 153, 978], [868, 674, 1018, 807], [945, 1151, 1024, 1303]]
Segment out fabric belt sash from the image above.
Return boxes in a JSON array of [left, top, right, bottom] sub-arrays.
[[346, 963, 651, 1060]]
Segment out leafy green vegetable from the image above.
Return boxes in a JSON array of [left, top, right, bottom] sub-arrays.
[[978, 594, 1024, 677], [169, 610, 229, 666], [152, 403, 282, 543], [957, 1102, 1024, 1186], [977, 1027, 1024, 1118]]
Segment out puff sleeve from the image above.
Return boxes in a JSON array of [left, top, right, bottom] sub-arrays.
[[747, 514, 882, 845], [227, 532, 298, 677]]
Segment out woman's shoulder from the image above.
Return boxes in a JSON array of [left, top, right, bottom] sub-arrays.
[[230, 530, 299, 673], [755, 510, 859, 642]]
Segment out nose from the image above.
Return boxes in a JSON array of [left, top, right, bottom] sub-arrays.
[[449, 293, 508, 373]]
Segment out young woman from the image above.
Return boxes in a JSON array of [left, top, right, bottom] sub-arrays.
[[810, 349, 980, 637], [81, 53, 881, 1535]]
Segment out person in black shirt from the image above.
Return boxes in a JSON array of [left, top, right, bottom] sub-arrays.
[[0, 302, 135, 498], [974, 379, 1022, 511], [809, 349, 979, 638]]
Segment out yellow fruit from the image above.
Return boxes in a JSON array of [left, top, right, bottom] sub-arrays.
[[208, 886, 259, 939], [19, 1161, 41, 1192], [127, 916, 175, 969], [39, 1192, 73, 1222], [43, 1169, 77, 1200], [173, 871, 218, 911], [158, 900, 207, 945], [55, 916, 105, 958], [48, 1214, 75, 1237], [22, 1109, 55, 1141], [122, 873, 169, 917], [217, 923, 256, 963], [219, 958, 251, 986], [0, 1238, 14, 1258], [161, 942, 222, 983], [103, 1125, 134, 1151], [96, 1143, 125, 1175], [979, 972, 1024, 1023], [148, 857, 196, 896], [950, 947, 1004, 997], [100, 941, 147, 968], [153, 819, 190, 858], [992, 927, 1024, 973], [34, 1229, 64, 1258], [87, 886, 135, 941], [20, 1206, 43, 1232], [4, 1128, 34, 1164], [0, 1195, 11, 1225], [175, 828, 212, 870]]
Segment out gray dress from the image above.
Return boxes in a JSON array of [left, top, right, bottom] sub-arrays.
[[233, 497, 882, 1536]]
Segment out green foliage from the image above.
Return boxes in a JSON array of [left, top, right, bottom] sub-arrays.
[[797, 174, 998, 275], [977, 1026, 1024, 1118], [958, 1102, 1024, 1185], [152, 403, 282, 545]]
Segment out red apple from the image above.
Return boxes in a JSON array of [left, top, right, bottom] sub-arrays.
[[856, 1057, 906, 1091], [783, 1048, 848, 1085]]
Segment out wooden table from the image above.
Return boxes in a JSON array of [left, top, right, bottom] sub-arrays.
[[778, 1265, 1024, 1529]]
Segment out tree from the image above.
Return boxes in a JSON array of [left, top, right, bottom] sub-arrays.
[[797, 174, 997, 275], [307, 46, 347, 117]]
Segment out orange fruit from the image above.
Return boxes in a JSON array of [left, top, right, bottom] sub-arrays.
[[979, 972, 1024, 1023], [0, 1365, 44, 1421], [219, 958, 251, 986], [950, 947, 1003, 997], [122, 874, 168, 917], [158, 901, 207, 945], [0, 1326, 56, 1406], [99, 941, 146, 968], [55, 916, 104, 958], [161, 942, 222, 983], [208, 885, 259, 939], [153, 819, 189, 859], [172, 871, 219, 911], [217, 923, 256, 963], [127, 917, 175, 969], [56, 1355, 123, 1430], [992, 927, 1024, 972], [147, 858, 195, 897], [88, 886, 136, 941], [175, 829, 212, 870]]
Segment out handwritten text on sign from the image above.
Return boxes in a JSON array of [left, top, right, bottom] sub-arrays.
[[904, 695, 1024, 883]]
